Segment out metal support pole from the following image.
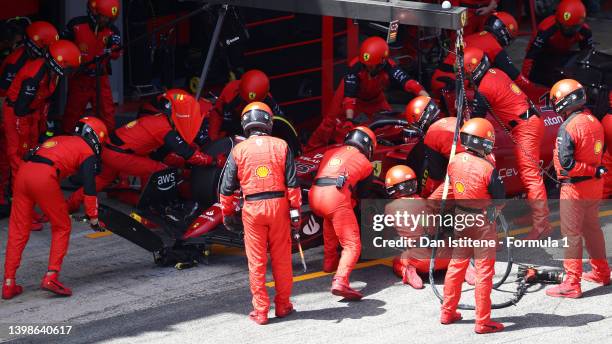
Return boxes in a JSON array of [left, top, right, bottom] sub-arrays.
[[346, 18, 359, 61], [321, 16, 335, 116], [417, 27, 422, 83], [95, 59, 101, 117], [195, 5, 228, 99]]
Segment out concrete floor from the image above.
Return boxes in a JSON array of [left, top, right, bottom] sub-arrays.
[[2, 12, 612, 344]]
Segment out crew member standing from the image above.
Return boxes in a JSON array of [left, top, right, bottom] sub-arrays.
[[522, 0, 593, 86], [546, 79, 610, 298], [438, 118, 505, 334], [219, 102, 302, 325], [309, 127, 376, 300], [431, 12, 538, 103], [305, 37, 427, 151], [2, 117, 107, 300], [208, 69, 283, 141], [66, 89, 222, 212], [3, 40, 80, 179], [0, 21, 59, 217], [0, 21, 59, 97], [464, 47, 551, 239], [62, 0, 121, 133]]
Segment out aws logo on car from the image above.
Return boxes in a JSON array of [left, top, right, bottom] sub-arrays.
[[156, 171, 177, 191]]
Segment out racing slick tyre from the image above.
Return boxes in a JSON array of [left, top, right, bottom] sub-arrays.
[[192, 117, 300, 208]]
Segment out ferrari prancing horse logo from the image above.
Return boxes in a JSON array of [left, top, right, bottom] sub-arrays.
[[564, 12, 571, 22], [363, 53, 370, 62], [248, 92, 257, 100]]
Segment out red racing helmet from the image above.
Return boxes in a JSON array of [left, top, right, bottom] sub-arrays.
[[404, 96, 441, 133], [460, 118, 495, 155], [241, 102, 274, 136], [463, 47, 491, 84], [556, 0, 586, 28], [345, 126, 377, 160], [385, 165, 418, 198], [484, 12, 518, 47], [239, 70, 270, 102], [550, 79, 586, 116], [359, 36, 389, 67], [161, 89, 203, 144], [88, 0, 120, 24], [46, 40, 81, 76], [75, 117, 109, 156], [25, 21, 59, 57]]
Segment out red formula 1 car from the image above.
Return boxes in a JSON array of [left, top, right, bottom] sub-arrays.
[[98, 83, 562, 267]]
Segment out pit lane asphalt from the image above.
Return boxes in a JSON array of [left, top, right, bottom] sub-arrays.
[[0, 193, 611, 344]]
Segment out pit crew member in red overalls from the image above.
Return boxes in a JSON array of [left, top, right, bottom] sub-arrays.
[[385, 165, 452, 289], [403, 96, 466, 199], [219, 102, 302, 325], [438, 118, 505, 334], [0, 21, 59, 217], [61, 0, 121, 133], [209, 69, 283, 141], [2, 117, 107, 300], [305, 37, 427, 151], [464, 47, 551, 239], [522, 0, 593, 87], [66, 89, 222, 212], [431, 12, 538, 103], [3, 40, 81, 230], [309, 127, 376, 300], [546, 79, 610, 298]]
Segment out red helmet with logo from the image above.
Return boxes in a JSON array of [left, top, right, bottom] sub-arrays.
[[404, 96, 441, 133], [460, 118, 495, 155], [359, 36, 389, 67], [46, 40, 81, 76], [385, 165, 418, 198], [484, 12, 518, 47], [161, 89, 203, 144], [241, 102, 274, 136], [345, 126, 377, 160], [88, 0, 120, 22], [75, 117, 108, 156], [25, 21, 59, 57], [550, 79, 586, 116], [463, 47, 491, 83], [239, 70, 270, 102], [556, 0, 586, 28]]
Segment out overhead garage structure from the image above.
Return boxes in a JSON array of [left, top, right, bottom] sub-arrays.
[[203, 0, 468, 30], [185, 0, 467, 116]]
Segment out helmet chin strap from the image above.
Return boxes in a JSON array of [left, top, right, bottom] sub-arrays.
[[248, 130, 269, 137]]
